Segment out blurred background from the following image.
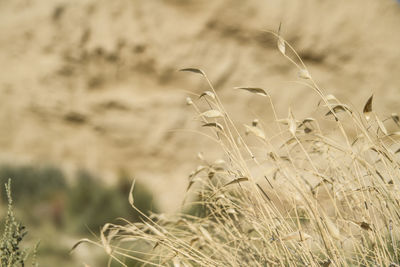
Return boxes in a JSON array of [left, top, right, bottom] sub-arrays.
[[0, 0, 399, 265]]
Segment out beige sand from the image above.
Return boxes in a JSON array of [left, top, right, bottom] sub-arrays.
[[0, 0, 399, 211]]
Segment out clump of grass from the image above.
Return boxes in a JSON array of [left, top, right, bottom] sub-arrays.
[[82, 32, 400, 266]]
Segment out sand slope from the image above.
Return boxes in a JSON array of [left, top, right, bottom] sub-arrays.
[[0, 0, 399, 210]]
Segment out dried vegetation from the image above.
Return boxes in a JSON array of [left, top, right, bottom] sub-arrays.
[[76, 32, 400, 266]]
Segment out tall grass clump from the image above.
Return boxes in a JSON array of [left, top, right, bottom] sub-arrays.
[[79, 32, 400, 266]]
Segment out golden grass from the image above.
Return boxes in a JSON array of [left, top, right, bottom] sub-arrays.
[[76, 32, 400, 266]]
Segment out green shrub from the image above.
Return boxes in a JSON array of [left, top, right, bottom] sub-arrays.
[[0, 164, 66, 204], [0, 180, 38, 267], [0, 165, 159, 265], [67, 170, 158, 233], [117, 173, 158, 222]]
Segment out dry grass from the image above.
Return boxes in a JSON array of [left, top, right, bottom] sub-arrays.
[[76, 32, 400, 266]]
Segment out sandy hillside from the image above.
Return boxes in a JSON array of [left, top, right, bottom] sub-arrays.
[[0, 0, 399, 211]]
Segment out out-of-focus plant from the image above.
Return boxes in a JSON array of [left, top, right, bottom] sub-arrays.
[[0, 164, 66, 204], [67, 170, 158, 233]]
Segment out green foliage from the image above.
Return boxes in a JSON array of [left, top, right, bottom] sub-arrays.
[[67, 170, 158, 233], [0, 164, 66, 204], [67, 169, 126, 232], [117, 174, 158, 222], [0, 164, 159, 265], [0, 164, 158, 234], [0, 179, 37, 267]]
